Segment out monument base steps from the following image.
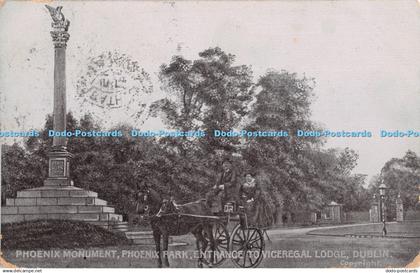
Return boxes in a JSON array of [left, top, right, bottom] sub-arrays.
[[1, 185, 124, 230], [2, 186, 166, 245]]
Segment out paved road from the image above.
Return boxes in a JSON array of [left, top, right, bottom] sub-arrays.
[[267, 222, 380, 237], [3, 222, 419, 268]]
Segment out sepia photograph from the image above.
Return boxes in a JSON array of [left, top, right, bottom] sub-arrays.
[[0, 0, 419, 270]]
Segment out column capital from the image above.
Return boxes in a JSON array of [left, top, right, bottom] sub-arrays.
[[46, 5, 70, 48], [50, 30, 70, 48]]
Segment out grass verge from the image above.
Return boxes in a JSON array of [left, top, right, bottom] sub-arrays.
[[1, 220, 131, 250]]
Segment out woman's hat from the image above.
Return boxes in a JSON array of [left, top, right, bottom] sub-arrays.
[[243, 167, 257, 177]]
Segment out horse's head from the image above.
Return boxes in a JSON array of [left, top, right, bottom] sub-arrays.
[[156, 198, 178, 217], [135, 189, 150, 215], [135, 181, 161, 216]]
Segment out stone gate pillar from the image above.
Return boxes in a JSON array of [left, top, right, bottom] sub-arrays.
[[396, 193, 404, 222], [369, 194, 380, 223]]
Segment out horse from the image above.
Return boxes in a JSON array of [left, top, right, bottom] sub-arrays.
[[135, 182, 216, 268]]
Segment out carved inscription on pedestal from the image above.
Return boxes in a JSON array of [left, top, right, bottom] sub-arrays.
[[49, 159, 66, 177]]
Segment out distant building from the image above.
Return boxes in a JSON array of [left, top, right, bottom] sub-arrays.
[[319, 201, 344, 224]]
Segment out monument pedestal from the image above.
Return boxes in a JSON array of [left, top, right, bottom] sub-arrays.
[[2, 148, 126, 229], [2, 148, 126, 230], [45, 148, 73, 186]]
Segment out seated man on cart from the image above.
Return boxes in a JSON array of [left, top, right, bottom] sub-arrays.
[[206, 158, 240, 214]]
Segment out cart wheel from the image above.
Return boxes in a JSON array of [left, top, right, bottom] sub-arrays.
[[202, 222, 229, 267], [229, 224, 265, 268]]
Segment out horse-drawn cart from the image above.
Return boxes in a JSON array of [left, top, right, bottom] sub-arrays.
[[155, 201, 266, 268]]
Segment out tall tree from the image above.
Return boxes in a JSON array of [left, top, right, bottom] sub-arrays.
[[243, 71, 320, 216], [152, 47, 254, 154]]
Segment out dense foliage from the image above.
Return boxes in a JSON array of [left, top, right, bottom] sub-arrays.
[[2, 47, 378, 223]]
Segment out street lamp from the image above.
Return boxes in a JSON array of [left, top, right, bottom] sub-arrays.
[[378, 183, 388, 236]]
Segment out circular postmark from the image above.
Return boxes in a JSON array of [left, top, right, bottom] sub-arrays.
[[76, 51, 153, 126]]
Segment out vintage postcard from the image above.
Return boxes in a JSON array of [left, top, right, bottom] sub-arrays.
[[0, 0, 419, 271]]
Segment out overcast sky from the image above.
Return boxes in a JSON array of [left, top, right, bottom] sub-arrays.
[[0, 1, 419, 181]]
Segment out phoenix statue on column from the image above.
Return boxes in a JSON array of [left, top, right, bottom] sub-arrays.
[[45, 5, 70, 31]]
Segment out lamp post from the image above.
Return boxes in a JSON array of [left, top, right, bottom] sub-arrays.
[[378, 183, 388, 236]]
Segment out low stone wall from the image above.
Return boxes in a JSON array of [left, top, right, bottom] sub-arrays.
[[277, 210, 371, 226], [405, 210, 420, 221], [344, 211, 370, 223]]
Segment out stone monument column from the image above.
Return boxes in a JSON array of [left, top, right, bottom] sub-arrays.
[[45, 5, 73, 187], [1, 6, 124, 230]]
